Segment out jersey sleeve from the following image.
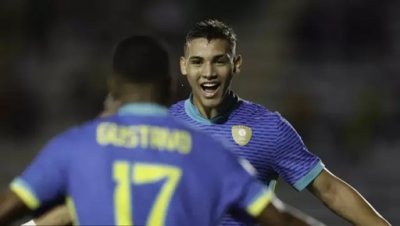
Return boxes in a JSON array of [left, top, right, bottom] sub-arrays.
[[273, 114, 324, 191], [9, 133, 71, 210], [220, 151, 275, 218]]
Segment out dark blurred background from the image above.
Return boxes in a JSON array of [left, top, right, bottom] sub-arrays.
[[0, 0, 399, 225]]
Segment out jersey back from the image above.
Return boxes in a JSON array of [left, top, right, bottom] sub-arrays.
[[11, 104, 273, 226]]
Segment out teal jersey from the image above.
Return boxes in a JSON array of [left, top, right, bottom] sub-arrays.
[[11, 103, 273, 226]]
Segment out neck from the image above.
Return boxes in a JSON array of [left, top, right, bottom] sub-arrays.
[[117, 83, 167, 107], [193, 91, 236, 119]]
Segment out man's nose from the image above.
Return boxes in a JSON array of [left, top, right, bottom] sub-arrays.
[[201, 63, 216, 78]]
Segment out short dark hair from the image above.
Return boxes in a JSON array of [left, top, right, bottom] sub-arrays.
[[184, 19, 237, 53], [112, 35, 170, 83]]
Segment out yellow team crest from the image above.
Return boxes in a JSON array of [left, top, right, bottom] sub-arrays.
[[231, 125, 252, 146]]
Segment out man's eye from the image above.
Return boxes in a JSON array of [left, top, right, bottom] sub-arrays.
[[216, 59, 227, 64], [191, 61, 202, 65]]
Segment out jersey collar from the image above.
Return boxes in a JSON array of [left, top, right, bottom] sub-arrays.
[[117, 103, 168, 116], [184, 91, 241, 125]]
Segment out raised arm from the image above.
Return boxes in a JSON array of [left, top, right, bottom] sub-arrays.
[[308, 168, 391, 226]]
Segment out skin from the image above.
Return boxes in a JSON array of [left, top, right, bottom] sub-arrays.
[[180, 37, 390, 226], [0, 190, 29, 225], [23, 36, 390, 226], [309, 169, 390, 226], [6, 36, 389, 226], [1, 192, 325, 226], [180, 38, 242, 119], [32, 205, 71, 226], [98, 93, 121, 117], [0, 73, 326, 226]]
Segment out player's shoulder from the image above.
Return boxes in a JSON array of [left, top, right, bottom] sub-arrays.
[[167, 112, 229, 148], [165, 113, 234, 159], [168, 114, 212, 139], [239, 101, 300, 135], [238, 98, 285, 121], [169, 99, 185, 109], [52, 117, 106, 144], [239, 98, 272, 115], [168, 99, 185, 114]]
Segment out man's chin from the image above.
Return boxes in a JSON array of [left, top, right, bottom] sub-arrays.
[[200, 97, 223, 109]]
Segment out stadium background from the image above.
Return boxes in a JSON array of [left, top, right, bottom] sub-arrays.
[[0, 0, 399, 224]]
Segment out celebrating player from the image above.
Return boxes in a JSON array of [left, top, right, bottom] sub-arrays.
[[0, 35, 325, 226], [168, 19, 391, 226]]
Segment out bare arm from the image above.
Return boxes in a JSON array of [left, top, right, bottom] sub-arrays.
[[308, 169, 391, 226], [256, 196, 326, 226], [0, 193, 72, 226], [30, 204, 71, 226], [0, 189, 30, 225]]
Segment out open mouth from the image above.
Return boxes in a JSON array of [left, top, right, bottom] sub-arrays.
[[200, 82, 220, 98]]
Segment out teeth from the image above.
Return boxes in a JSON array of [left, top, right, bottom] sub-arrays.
[[202, 83, 218, 87]]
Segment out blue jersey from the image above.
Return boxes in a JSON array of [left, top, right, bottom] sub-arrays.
[[169, 95, 324, 226], [10, 103, 274, 226]]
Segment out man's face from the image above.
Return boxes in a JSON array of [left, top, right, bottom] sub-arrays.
[[180, 38, 241, 109]]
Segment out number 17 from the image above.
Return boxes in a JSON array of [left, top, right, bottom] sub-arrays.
[[113, 161, 182, 226]]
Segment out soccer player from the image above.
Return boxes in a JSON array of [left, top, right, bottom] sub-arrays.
[[168, 19, 391, 226], [0, 35, 325, 226]]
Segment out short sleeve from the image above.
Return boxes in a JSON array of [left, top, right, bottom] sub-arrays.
[[273, 114, 324, 191], [10, 134, 70, 210], [221, 153, 275, 218]]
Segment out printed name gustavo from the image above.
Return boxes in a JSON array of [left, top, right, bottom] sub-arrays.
[[96, 122, 192, 154]]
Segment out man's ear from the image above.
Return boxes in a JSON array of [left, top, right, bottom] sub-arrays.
[[180, 56, 187, 76], [107, 76, 119, 99], [233, 54, 242, 74]]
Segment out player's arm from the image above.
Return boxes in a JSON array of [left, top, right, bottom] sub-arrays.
[[16, 94, 116, 226], [224, 156, 326, 226], [0, 189, 31, 225], [255, 195, 325, 226], [1, 133, 72, 225], [308, 168, 391, 226], [19, 204, 71, 226], [273, 115, 390, 225]]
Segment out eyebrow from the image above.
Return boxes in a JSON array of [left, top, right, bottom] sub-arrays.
[[188, 56, 202, 60], [188, 54, 228, 60]]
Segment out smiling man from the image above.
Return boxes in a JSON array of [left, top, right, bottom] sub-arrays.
[[3, 35, 327, 226], [180, 37, 241, 118], [168, 19, 391, 226], [13, 20, 391, 226]]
